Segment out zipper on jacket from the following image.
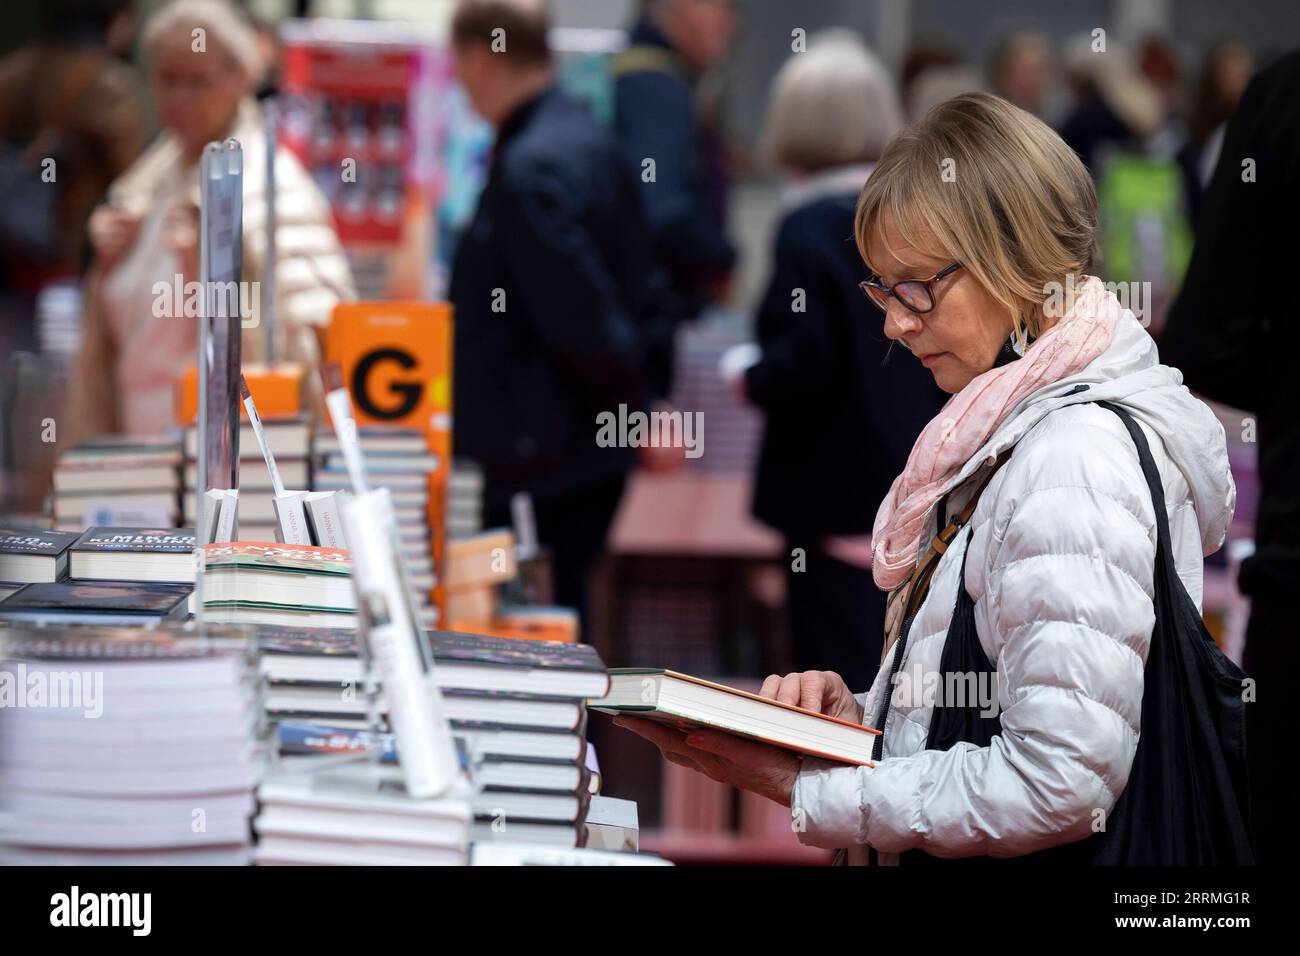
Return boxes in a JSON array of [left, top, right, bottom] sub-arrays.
[[865, 495, 951, 866], [865, 606, 916, 868]]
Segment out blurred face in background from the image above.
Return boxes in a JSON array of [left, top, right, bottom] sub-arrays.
[[451, 41, 495, 123], [995, 34, 1050, 116], [150, 35, 249, 158], [1213, 44, 1255, 108], [660, 0, 737, 71], [867, 213, 1016, 395]]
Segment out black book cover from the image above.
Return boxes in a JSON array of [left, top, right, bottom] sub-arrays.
[[253, 624, 359, 658], [70, 528, 196, 554], [431, 631, 606, 674], [0, 581, 192, 616], [0, 528, 80, 556], [257, 626, 606, 676]]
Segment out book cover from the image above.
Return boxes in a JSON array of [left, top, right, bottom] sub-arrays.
[[202, 542, 351, 576], [71, 528, 196, 554], [258, 627, 604, 675], [0, 529, 80, 556], [253, 623, 359, 657], [431, 630, 605, 675], [0, 581, 192, 616], [303, 491, 347, 549], [0, 624, 252, 661]]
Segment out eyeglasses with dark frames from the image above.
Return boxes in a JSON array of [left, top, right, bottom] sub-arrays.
[[859, 262, 963, 314]]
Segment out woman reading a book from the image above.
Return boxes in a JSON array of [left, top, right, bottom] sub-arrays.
[[616, 93, 1237, 864]]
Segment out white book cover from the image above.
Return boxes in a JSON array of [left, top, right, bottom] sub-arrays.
[[272, 491, 313, 545], [304, 491, 348, 549]]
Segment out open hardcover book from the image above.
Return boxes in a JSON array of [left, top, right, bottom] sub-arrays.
[[590, 669, 879, 766]]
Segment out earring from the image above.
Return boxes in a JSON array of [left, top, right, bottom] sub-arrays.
[[1011, 315, 1033, 356]]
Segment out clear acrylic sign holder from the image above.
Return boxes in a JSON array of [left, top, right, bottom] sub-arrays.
[[194, 139, 245, 620]]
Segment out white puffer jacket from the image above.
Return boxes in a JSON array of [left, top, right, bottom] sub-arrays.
[[790, 310, 1236, 863]]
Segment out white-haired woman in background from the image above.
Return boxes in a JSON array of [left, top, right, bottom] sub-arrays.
[[66, 0, 353, 442], [724, 32, 945, 689]]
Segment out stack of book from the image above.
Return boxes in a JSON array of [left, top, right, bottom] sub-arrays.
[[0, 528, 80, 599], [253, 762, 472, 865], [65, 527, 196, 583], [0, 527, 198, 626], [313, 425, 435, 609], [259, 626, 609, 847], [182, 417, 311, 542], [443, 528, 581, 644], [0, 625, 263, 865], [673, 324, 764, 474], [447, 460, 483, 537], [458, 605, 580, 644], [51, 436, 181, 532], [200, 543, 355, 629], [444, 528, 515, 625]]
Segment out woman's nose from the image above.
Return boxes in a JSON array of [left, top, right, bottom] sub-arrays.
[[882, 299, 922, 340]]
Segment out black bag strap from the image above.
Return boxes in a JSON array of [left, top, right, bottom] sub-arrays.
[[883, 398, 1250, 865], [1094, 400, 1176, 561]]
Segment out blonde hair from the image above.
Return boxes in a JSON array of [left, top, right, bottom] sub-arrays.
[[142, 0, 264, 84], [855, 92, 1097, 343], [763, 30, 902, 173]]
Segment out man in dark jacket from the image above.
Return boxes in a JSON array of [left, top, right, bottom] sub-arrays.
[[1159, 49, 1300, 865], [613, 0, 738, 397], [449, 0, 652, 627]]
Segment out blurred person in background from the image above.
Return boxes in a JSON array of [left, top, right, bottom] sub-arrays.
[[900, 41, 961, 108], [1138, 36, 1184, 120], [1059, 38, 1165, 173], [727, 32, 944, 689], [449, 0, 652, 629], [62, 0, 354, 445], [0, 0, 147, 338], [1160, 48, 1300, 866], [1061, 38, 1190, 326], [899, 38, 988, 124], [905, 63, 988, 124], [1177, 40, 1255, 227], [613, 0, 738, 399], [989, 29, 1052, 119]]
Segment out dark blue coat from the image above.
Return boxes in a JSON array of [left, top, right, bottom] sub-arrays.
[[747, 192, 946, 537], [450, 87, 651, 511], [613, 20, 736, 326]]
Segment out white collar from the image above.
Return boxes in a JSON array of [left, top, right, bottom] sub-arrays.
[[780, 163, 875, 212]]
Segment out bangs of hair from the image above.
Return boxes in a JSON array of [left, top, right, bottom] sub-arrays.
[[854, 92, 1098, 338], [855, 160, 960, 275]]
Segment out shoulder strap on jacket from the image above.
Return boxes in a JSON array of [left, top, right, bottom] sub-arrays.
[[898, 448, 1012, 621]]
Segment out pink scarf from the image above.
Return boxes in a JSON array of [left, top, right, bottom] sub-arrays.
[[872, 275, 1125, 592]]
